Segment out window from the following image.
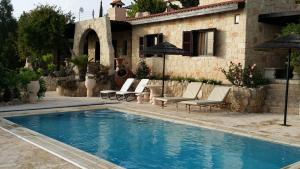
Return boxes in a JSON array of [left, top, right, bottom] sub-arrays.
[[182, 29, 216, 56], [122, 40, 128, 55], [234, 14, 240, 24], [139, 33, 163, 57]]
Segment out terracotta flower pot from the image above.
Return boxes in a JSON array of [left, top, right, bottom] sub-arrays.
[[27, 80, 40, 103]]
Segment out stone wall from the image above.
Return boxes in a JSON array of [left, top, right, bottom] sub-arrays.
[[131, 9, 247, 82], [148, 80, 266, 113], [62, 81, 111, 97], [73, 16, 115, 74], [244, 0, 300, 70]]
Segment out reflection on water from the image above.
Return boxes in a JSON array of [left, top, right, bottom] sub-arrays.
[[7, 110, 300, 169]]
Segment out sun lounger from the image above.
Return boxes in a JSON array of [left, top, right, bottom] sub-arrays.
[[178, 86, 231, 112], [100, 78, 134, 99], [155, 82, 203, 107], [116, 79, 149, 101]]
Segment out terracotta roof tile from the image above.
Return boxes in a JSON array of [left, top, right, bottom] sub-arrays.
[[126, 0, 245, 21]]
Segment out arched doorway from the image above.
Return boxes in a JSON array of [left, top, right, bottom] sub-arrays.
[[79, 29, 100, 63]]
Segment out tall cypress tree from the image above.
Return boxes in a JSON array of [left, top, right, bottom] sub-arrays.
[[99, 0, 103, 17]]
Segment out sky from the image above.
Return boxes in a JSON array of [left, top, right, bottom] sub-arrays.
[[11, 0, 132, 21]]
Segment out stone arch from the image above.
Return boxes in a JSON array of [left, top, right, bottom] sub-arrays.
[[78, 28, 101, 62], [73, 17, 115, 73]]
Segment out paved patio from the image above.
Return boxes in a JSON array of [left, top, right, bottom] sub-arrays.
[[0, 92, 300, 168]]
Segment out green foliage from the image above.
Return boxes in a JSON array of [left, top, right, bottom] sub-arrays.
[[127, 0, 167, 17], [136, 59, 150, 79], [18, 68, 41, 87], [291, 51, 300, 74], [179, 0, 199, 8], [71, 55, 88, 68], [42, 53, 54, 64], [150, 75, 222, 85], [281, 24, 300, 75], [17, 5, 74, 61], [47, 63, 56, 75], [38, 78, 46, 98], [0, 0, 20, 70], [127, 3, 139, 17], [220, 62, 243, 86], [220, 62, 268, 88], [243, 64, 269, 88], [281, 23, 300, 36]]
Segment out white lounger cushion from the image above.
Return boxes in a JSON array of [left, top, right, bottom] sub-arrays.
[[100, 78, 134, 94], [116, 79, 149, 95], [155, 82, 203, 102], [182, 82, 203, 99], [180, 86, 231, 105]]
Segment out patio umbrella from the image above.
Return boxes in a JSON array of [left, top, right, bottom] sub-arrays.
[[143, 42, 185, 97], [255, 34, 300, 126]]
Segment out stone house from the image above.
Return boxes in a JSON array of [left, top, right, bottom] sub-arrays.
[[72, 0, 300, 81]]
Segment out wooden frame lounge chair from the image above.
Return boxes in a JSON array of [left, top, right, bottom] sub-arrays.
[[178, 86, 231, 113], [155, 82, 203, 108], [100, 78, 134, 99], [116, 79, 149, 101]]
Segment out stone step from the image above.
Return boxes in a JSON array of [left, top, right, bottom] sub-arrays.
[[267, 85, 300, 91], [266, 88, 300, 95], [265, 95, 300, 101], [264, 106, 299, 114], [264, 101, 300, 107]]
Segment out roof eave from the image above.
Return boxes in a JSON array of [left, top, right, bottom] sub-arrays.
[[127, 1, 245, 26]]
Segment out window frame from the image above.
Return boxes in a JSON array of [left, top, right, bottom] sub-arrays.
[[182, 28, 217, 57]]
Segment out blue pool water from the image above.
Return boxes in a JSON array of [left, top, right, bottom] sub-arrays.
[[6, 109, 300, 169]]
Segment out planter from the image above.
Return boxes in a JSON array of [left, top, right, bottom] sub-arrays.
[[27, 80, 40, 103], [228, 86, 267, 113], [56, 86, 64, 96], [293, 72, 300, 80], [85, 76, 96, 97]]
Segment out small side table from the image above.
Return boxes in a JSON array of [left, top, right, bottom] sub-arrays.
[[136, 93, 144, 104], [146, 85, 162, 104]]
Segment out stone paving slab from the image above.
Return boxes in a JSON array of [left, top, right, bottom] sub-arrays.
[[0, 128, 78, 169]]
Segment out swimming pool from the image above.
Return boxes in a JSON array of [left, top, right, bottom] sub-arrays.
[[6, 109, 300, 169]]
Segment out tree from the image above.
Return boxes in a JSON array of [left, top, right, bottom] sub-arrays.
[[0, 0, 19, 69], [17, 5, 74, 66], [180, 0, 199, 8], [127, 0, 167, 17]]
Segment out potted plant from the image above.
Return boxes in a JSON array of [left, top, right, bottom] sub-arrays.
[[71, 55, 88, 81], [291, 52, 300, 80], [85, 74, 96, 97], [19, 68, 41, 103]]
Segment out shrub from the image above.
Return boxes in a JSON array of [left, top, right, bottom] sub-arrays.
[[220, 62, 268, 88], [18, 68, 41, 87], [136, 59, 150, 79], [38, 78, 47, 98], [127, 0, 167, 17], [220, 62, 243, 86]]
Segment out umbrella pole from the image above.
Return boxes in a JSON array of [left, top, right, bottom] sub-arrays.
[[162, 54, 166, 97], [283, 48, 291, 126]]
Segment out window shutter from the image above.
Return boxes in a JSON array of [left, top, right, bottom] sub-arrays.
[[139, 37, 144, 57], [182, 31, 193, 56]]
